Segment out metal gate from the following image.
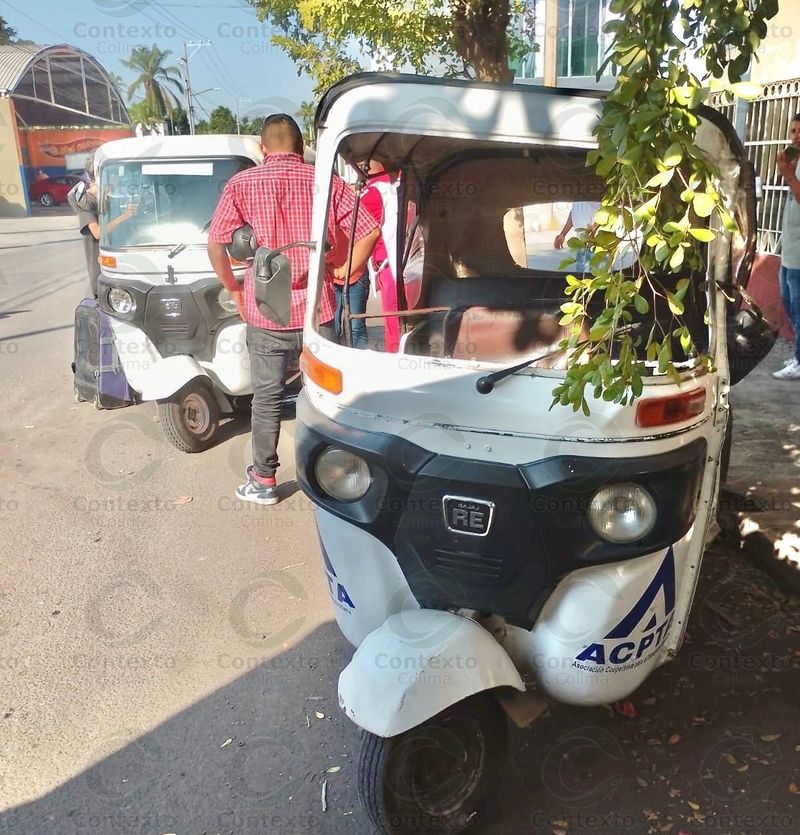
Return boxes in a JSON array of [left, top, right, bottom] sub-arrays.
[[712, 79, 800, 253]]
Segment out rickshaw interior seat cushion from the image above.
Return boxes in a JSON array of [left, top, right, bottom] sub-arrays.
[[443, 306, 571, 366]]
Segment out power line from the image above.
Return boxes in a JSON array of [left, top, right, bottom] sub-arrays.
[[4, 0, 69, 42], [138, 1, 249, 100]]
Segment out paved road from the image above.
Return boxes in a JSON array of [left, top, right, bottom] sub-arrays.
[[0, 212, 798, 835]]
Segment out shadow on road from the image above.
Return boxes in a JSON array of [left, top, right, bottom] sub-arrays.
[[2, 544, 797, 835], [0, 309, 32, 323], [0, 321, 71, 339]]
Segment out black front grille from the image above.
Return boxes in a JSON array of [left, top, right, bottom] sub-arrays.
[[159, 323, 193, 336], [98, 275, 237, 362], [295, 395, 707, 630], [433, 549, 503, 580]]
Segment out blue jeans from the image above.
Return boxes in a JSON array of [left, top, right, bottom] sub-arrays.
[[334, 273, 369, 349], [575, 247, 591, 273], [780, 265, 800, 361]]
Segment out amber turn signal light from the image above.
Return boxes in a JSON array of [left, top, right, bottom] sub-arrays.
[[636, 388, 706, 428], [300, 348, 343, 395], [100, 255, 117, 268]]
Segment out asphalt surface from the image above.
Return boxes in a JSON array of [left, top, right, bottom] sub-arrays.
[[0, 210, 798, 835]]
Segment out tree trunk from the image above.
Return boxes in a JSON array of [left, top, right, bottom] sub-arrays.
[[451, 0, 513, 83]]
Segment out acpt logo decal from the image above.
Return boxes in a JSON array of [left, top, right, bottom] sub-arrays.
[[574, 547, 676, 671], [319, 539, 355, 610]]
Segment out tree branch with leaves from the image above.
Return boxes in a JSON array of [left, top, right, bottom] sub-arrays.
[[250, 0, 530, 92], [552, 0, 779, 415]]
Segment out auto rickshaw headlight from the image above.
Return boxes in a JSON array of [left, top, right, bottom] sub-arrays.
[[588, 483, 657, 544], [314, 447, 371, 502], [217, 287, 238, 314], [108, 287, 136, 315]]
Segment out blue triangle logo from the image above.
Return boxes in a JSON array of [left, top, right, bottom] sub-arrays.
[[604, 547, 676, 640]]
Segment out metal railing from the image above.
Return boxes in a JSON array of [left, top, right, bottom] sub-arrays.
[[711, 78, 800, 254]]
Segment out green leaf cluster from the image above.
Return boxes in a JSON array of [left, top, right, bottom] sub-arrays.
[[554, 0, 778, 415]]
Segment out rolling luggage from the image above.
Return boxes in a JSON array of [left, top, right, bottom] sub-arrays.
[[72, 298, 137, 409]]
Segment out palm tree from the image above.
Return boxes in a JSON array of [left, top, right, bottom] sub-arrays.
[[107, 71, 125, 92], [122, 45, 184, 120], [296, 100, 317, 145]]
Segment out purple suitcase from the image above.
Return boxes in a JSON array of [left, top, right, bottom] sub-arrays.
[[72, 298, 137, 409]]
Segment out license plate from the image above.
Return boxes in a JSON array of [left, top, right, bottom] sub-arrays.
[[442, 495, 495, 537]]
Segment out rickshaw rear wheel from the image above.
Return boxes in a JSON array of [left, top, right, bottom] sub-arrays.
[[157, 380, 220, 453], [358, 691, 508, 835]]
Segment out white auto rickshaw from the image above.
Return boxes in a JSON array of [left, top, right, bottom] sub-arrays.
[[255, 74, 769, 832], [95, 135, 305, 452]]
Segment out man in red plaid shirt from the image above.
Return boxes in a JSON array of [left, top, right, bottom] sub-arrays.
[[208, 115, 378, 505]]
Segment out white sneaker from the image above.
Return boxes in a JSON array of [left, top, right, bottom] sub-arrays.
[[772, 358, 800, 379], [783, 356, 797, 367]]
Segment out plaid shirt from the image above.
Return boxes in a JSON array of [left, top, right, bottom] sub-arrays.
[[208, 152, 377, 330]]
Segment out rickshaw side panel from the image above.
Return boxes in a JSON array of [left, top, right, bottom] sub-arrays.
[[107, 318, 252, 401]]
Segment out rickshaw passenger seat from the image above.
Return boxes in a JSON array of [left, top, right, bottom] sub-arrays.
[[401, 273, 572, 361], [443, 306, 572, 365]]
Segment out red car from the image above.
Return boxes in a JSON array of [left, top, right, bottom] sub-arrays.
[[29, 175, 83, 207]]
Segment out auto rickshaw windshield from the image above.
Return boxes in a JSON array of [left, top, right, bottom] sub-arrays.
[[332, 133, 717, 366], [99, 157, 253, 248]]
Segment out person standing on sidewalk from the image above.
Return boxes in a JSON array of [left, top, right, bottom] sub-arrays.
[[207, 115, 378, 505], [774, 114, 800, 380], [554, 201, 600, 274]]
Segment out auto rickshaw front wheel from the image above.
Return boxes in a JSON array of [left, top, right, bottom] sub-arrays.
[[358, 691, 508, 834], [157, 380, 220, 453]]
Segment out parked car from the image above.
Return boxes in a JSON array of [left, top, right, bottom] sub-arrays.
[[29, 175, 82, 207]]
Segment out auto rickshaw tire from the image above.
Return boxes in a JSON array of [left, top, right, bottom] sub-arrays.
[[357, 691, 508, 835], [156, 380, 220, 453]]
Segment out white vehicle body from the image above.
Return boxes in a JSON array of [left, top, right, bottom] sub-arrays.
[[284, 75, 758, 742]]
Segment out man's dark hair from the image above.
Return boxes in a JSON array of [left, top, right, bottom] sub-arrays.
[[261, 114, 303, 154]]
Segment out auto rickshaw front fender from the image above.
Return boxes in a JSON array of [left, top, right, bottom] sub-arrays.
[[338, 610, 524, 738], [132, 356, 212, 402]]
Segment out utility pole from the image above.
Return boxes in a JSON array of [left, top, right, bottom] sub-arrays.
[[180, 40, 211, 135], [235, 97, 252, 134]]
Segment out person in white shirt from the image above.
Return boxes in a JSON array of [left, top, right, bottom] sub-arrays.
[[554, 201, 600, 273]]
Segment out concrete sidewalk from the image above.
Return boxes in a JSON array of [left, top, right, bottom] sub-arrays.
[[725, 336, 800, 592]]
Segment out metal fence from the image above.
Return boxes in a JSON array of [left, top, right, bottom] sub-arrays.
[[711, 78, 800, 254]]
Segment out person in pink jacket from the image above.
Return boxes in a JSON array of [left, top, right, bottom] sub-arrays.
[[358, 157, 402, 353]]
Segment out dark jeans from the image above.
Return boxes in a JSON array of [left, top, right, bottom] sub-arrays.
[[779, 265, 800, 361], [334, 273, 369, 348], [247, 321, 335, 479]]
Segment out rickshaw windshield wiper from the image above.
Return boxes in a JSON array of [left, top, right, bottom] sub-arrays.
[[476, 324, 641, 394], [168, 219, 213, 259]]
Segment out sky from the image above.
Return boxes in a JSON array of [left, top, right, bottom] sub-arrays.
[[5, 0, 317, 121]]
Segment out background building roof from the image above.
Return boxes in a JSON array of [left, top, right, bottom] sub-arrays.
[[0, 43, 130, 127]]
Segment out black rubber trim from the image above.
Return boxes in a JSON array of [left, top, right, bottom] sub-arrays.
[[98, 274, 237, 361], [296, 393, 708, 628]]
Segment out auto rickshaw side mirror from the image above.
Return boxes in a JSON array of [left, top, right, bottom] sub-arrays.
[[253, 241, 316, 326], [254, 247, 293, 325]]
